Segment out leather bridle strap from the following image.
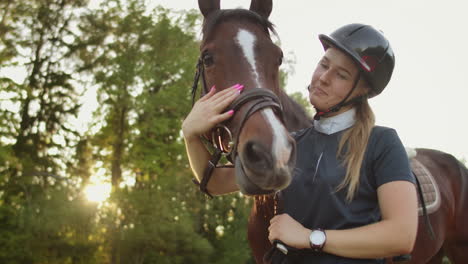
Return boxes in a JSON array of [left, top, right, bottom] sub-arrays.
[[191, 57, 209, 106], [193, 88, 283, 198], [226, 88, 283, 162], [192, 148, 223, 198]]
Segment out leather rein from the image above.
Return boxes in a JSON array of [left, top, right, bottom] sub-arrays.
[[190, 57, 284, 197]]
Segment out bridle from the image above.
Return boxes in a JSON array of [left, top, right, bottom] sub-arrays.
[[190, 56, 284, 197]]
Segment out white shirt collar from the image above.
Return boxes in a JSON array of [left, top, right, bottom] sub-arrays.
[[313, 108, 356, 135]]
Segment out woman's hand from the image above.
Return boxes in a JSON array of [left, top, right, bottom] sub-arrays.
[[182, 84, 244, 139], [268, 214, 311, 249]]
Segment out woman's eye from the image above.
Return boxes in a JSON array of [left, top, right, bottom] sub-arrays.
[[337, 73, 347, 80], [319, 62, 329, 69]]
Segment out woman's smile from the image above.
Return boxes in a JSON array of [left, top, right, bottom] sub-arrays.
[[313, 86, 328, 96]]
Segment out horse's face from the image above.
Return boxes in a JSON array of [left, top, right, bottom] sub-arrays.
[[198, 0, 296, 195]]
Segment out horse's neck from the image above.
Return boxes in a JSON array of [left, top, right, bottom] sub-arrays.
[[280, 92, 312, 132]]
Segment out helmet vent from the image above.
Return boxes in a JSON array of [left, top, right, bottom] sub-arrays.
[[346, 25, 366, 37]]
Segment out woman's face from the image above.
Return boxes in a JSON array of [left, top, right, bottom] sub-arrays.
[[309, 47, 364, 114]]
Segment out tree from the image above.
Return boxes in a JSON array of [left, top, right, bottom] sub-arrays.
[[0, 1, 101, 262], [79, 1, 224, 263]]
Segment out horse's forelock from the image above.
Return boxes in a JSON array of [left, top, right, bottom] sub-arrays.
[[202, 9, 276, 42]]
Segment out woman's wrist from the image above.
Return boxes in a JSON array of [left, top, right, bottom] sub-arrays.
[[302, 228, 313, 249], [181, 122, 197, 141], [183, 131, 199, 142]]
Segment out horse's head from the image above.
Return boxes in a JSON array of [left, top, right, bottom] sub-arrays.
[[195, 0, 296, 195]]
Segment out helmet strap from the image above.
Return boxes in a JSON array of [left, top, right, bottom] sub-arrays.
[[313, 73, 365, 120]]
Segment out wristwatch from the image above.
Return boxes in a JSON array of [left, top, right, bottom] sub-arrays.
[[309, 229, 327, 251]]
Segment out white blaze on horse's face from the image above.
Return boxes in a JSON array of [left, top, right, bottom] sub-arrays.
[[262, 108, 292, 169], [236, 29, 261, 85], [235, 28, 292, 169]]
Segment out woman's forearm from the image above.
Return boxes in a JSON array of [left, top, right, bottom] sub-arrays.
[[183, 135, 211, 182], [183, 135, 238, 195], [323, 219, 415, 259], [283, 219, 415, 259]]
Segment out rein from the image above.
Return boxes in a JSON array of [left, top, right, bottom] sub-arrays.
[[191, 56, 284, 198]]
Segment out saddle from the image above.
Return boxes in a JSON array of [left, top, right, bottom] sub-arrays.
[[410, 158, 441, 216]]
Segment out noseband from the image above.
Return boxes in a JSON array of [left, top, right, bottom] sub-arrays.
[[191, 57, 284, 197]]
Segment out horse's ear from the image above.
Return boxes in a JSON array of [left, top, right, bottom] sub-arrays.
[[198, 0, 220, 18], [249, 0, 273, 19]]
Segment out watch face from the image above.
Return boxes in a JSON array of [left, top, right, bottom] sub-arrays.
[[311, 230, 326, 245]]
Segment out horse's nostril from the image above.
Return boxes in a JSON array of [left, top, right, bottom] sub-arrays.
[[245, 142, 261, 162], [243, 141, 271, 170], [239, 139, 293, 192]]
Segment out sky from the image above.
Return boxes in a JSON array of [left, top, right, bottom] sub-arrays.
[[148, 0, 468, 161]]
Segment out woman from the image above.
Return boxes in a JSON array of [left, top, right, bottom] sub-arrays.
[[182, 23, 418, 263]]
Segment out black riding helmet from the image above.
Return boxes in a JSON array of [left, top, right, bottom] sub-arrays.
[[319, 23, 395, 97]]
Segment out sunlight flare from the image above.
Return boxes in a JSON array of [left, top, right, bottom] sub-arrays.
[[84, 182, 111, 203]]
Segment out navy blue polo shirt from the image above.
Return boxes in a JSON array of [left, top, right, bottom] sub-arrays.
[[276, 110, 415, 264]]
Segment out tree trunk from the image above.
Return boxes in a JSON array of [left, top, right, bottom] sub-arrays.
[[111, 105, 127, 187]]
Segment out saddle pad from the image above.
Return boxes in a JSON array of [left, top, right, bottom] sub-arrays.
[[410, 158, 441, 216]]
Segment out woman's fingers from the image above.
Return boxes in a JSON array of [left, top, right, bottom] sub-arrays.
[[197, 84, 243, 110], [184, 84, 243, 137], [211, 84, 243, 103], [212, 109, 235, 124], [198, 85, 217, 102], [198, 84, 244, 113], [212, 85, 244, 111]]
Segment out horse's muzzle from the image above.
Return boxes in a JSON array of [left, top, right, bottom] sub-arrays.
[[235, 136, 296, 195]]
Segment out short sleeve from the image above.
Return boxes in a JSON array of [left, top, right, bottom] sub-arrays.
[[370, 127, 415, 187]]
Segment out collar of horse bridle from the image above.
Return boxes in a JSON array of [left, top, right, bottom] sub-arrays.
[[191, 56, 284, 198], [312, 73, 367, 120]]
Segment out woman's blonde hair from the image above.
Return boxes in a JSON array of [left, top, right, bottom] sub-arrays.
[[336, 94, 375, 201]]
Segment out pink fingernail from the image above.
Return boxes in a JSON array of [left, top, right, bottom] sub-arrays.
[[210, 85, 216, 92], [236, 85, 244, 91], [227, 110, 234, 115]]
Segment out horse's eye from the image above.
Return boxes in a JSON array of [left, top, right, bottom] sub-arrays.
[[202, 53, 214, 67], [278, 51, 283, 66]]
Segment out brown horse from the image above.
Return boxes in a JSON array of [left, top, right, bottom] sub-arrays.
[[387, 148, 468, 264], [194, 0, 309, 262], [194, 0, 310, 196], [194, 1, 468, 264]]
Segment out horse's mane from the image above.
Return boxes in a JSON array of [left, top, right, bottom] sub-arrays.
[[202, 9, 277, 42], [278, 91, 312, 132]]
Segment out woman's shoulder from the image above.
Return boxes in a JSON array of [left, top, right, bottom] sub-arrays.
[[371, 125, 396, 134], [370, 125, 400, 141], [368, 125, 405, 154]]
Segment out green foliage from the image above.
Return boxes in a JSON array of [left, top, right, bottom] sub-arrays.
[[0, 204, 34, 264], [443, 257, 452, 264], [0, 182, 100, 264], [0, 0, 256, 262], [200, 194, 254, 264], [279, 50, 314, 118], [98, 183, 214, 264], [288, 91, 315, 117], [0, 0, 101, 262]]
